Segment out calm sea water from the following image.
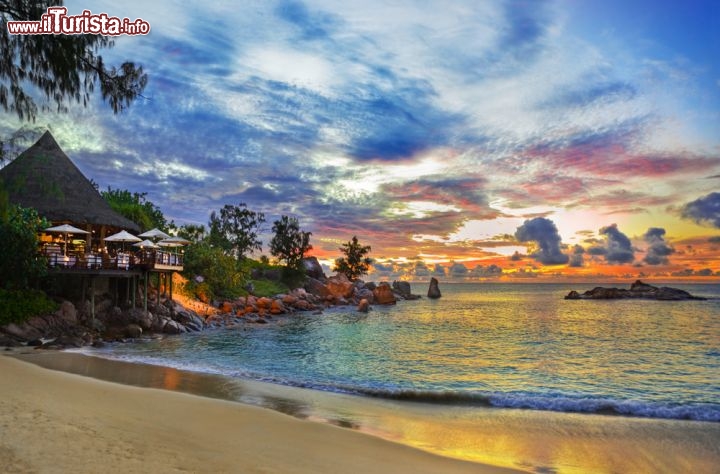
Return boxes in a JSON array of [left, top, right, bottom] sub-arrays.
[[89, 282, 720, 422]]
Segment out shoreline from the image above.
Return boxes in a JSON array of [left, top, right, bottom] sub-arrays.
[[8, 350, 720, 473], [0, 352, 515, 474]]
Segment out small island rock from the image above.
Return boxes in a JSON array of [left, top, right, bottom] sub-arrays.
[[427, 277, 442, 299], [565, 280, 705, 301]]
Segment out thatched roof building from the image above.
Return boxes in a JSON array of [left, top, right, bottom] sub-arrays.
[[0, 131, 140, 232]]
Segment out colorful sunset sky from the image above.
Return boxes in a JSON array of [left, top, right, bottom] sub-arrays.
[[2, 0, 719, 280]]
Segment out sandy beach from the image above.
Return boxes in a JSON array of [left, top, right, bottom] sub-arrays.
[[0, 354, 517, 474]]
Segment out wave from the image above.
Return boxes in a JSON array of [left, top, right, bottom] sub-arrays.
[[77, 349, 720, 423]]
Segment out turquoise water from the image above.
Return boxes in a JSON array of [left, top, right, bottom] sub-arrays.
[[89, 283, 720, 422]]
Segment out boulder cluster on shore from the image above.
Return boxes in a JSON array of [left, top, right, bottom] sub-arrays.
[[0, 262, 428, 350], [565, 280, 706, 301]]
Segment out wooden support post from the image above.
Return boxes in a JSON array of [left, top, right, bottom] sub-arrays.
[[156, 272, 161, 307], [132, 276, 136, 308], [169, 272, 173, 301], [90, 277, 95, 325], [144, 272, 148, 316]]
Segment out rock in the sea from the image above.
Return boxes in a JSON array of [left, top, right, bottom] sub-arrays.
[[372, 282, 396, 305], [427, 277, 442, 299], [357, 298, 370, 313], [124, 324, 143, 338], [565, 280, 706, 301]]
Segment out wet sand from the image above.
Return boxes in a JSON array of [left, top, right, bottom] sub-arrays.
[[6, 351, 720, 473], [0, 353, 514, 474]]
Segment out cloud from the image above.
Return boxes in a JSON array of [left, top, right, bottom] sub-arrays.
[[680, 192, 720, 228], [514, 217, 569, 265], [598, 224, 635, 264], [643, 227, 674, 265], [568, 244, 585, 267], [470, 264, 503, 277], [448, 262, 469, 278]]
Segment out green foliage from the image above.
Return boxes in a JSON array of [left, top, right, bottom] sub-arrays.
[[208, 203, 265, 260], [249, 279, 289, 298], [270, 215, 312, 271], [0, 0, 147, 121], [333, 236, 372, 281], [101, 187, 167, 232], [177, 223, 207, 243], [0, 204, 48, 290], [0, 288, 58, 326], [182, 241, 247, 300]]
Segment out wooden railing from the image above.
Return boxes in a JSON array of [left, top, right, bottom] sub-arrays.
[[43, 249, 183, 271]]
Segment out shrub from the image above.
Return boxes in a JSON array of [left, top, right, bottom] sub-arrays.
[[0, 288, 58, 326]]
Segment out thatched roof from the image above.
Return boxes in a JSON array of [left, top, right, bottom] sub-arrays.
[[0, 131, 140, 232]]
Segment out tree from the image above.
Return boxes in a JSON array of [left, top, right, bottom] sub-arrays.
[[207, 203, 265, 260], [0, 125, 44, 163], [101, 187, 166, 232], [0, 204, 48, 289], [0, 0, 148, 122], [177, 224, 206, 244], [270, 215, 312, 270], [333, 236, 372, 281]]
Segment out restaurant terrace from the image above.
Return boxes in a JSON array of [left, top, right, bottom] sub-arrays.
[[0, 131, 184, 316]]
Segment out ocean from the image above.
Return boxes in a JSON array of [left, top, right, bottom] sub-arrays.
[[64, 282, 720, 471]]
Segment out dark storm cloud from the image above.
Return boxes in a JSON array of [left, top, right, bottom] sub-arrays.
[[514, 217, 569, 265], [568, 244, 585, 267], [642, 227, 674, 265], [599, 224, 635, 264], [680, 192, 720, 228]]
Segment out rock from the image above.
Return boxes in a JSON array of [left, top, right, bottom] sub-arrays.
[[354, 288, 374, 304], [52, 335, 84, 348], [256, 297, 273, 310], [282, 294, 298, 306], [220, 301, 234, 313], [270, 299, 286, 315], [3, 322, 42, 342], [565, 290, 581, 300], [372, 282, 396, 305], [163, 320, 184, 334], [56, 301, 77, 324], [564, 280, 706, 301], [364, 282, 377, 292], [326, 273, 354, 299], [303, 257, 327, 281], [305, 277, 331, 298], [357, 299, 370, 313], [294, 300, 311, 311], [27, 338, 44, 346], [427, 277, 442, 299], [124, 324, 143, 338], [392, 281, 412, 298]]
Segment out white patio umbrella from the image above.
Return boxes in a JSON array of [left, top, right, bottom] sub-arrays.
[[158, 236, 191, 247], [104, 230, 142, 252], [132, 239, 159, 249], [45, 224, 89, 256], [138, 228, 171, 241]]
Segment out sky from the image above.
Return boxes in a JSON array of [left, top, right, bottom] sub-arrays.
[[3, 0, 720, 280]]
